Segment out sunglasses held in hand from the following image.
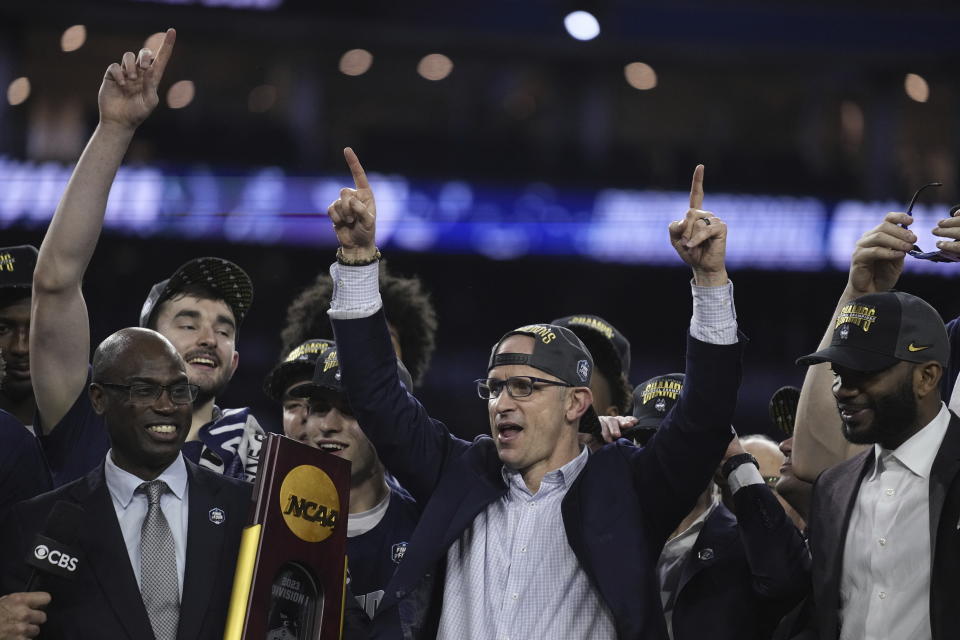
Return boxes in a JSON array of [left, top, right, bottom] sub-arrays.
[[903, 182, 960, 263]]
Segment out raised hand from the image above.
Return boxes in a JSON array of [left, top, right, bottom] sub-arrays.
[[931, 207, 960, 257], [327, 147, 378, 261], [847, 211, 915, 296], [668, 165, 728, 286], [98, 28, 176, 131]]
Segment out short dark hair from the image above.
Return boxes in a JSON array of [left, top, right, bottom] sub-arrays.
[[280, 262, 437, 387], [145, 282, 235, 333]]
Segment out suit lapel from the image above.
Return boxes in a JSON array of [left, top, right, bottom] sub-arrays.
[[929, 413, 960, 561], [73, 466, 156, 640], [177, 461, 228, 640], [676, 504, 738, 595]]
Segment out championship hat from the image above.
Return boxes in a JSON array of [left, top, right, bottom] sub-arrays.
[[289, 344, 414, 399], [139, 257, 254, 328], [0, 245, 38, 290], [552, 314, 631, 379], [263, 339, 335, 402], [628, 373, 685, 445]]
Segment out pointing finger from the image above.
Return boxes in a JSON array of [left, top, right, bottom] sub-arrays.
[[689, 164, 705, 210], [344, 147, 371, 190], [149, 28, 177, 83]]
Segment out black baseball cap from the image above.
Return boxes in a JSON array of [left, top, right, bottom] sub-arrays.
[[629, 373, 685, 444], [139, 257, 254, 328], [796, 291, 948, 372], [552, 314, 631, 379], [263, 339, 335, 402], [488, 323, 600, 434], [289, 344, 414, 399], [0, 245, 37, 289]]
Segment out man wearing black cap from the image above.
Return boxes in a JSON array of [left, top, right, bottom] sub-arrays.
[[796, 290, 960, 640], [552, 314, 633, 416], [263, 339, 420, 620], [323, 149, 744, 639], [629, 374, 808, 640], [30, 30, 263, 486]]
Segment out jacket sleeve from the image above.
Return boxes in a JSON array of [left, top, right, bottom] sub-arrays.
[[732, 483, 811, 601], [630, 331, 746, 542], [332, 310, 470, 505]]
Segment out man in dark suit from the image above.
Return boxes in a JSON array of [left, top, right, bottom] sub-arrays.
[[0, 327, 250, 640], [323, 150, 744, 639], [796, 289, 956, 640]]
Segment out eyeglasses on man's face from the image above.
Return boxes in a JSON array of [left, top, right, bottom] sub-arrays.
[[96, 381, 199, 406], [475, 376, 572, 400]]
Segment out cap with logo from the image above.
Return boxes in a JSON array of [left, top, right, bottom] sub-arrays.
[[796, 291, 948, 372], [263, 339, 336, 402], [288, 343, 414, 400], [629, 373, 685, 445], [552, 314, 631, 379], [139, 257, 254, 328], [0, 245, 38, 290], [488, 323, 600, 434]]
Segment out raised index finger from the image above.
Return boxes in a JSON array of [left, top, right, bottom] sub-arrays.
[[149, 28, 177, 82], [343, 147, 370, 190], [689, 164, 705, 210]]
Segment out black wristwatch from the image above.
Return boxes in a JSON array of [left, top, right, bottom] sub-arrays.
[[721, 453, 759, 480]]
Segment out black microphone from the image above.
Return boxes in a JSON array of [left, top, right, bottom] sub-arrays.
[[768, 385, 801, 438], [24, 501, 84, 591]]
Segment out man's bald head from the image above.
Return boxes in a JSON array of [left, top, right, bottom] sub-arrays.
[[92, 327, 184, 383], [741, 434, 785, 481]]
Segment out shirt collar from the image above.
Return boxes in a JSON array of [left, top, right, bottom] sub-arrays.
[[871, 402, 950, 480], [104, 451, 189, 508], [501, 445, 591, 490]]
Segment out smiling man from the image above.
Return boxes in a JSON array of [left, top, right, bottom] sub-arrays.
[[30, 30, 264, 486], [796, 290, 959, 640], [0, 328, 250, 640], [263, 339, 420, 621], [323, 149, 745, 640]]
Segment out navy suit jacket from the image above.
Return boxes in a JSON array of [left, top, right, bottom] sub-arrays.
[[806, 411, 960, 640], [671, 485, 809, 640], [0, 458, 251, 640], [332, 310, 745, 640]]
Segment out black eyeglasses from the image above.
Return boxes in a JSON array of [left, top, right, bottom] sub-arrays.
[[903, 182, 960, 263], [475, 376, 572, 400], [96, 382, 199, 406]]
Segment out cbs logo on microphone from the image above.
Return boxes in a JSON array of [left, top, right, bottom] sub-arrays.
[[33, 544, 79, 572]]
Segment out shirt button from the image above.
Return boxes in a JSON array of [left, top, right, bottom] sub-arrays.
[[879, 592, 886, 600], [512, 594, 518, 600], [878, 538, 886, 546], [521, 546, 527, 553], [886, 488, 895, 496]]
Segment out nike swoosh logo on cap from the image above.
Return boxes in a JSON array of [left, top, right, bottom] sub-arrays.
[[908, 343, 930, 352]]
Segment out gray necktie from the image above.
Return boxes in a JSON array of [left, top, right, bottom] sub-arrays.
[[138, 480, 180, 640]]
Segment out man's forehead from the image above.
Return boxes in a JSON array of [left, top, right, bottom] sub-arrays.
[[496, 334, 536, 355], [0, 296, 31, 317]]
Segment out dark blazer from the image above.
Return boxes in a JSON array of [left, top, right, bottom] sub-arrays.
[[332, 310, 745, 640], [807, 411, 960, 640], [671, 485, 809, 640], [0, 457, 251, 640]]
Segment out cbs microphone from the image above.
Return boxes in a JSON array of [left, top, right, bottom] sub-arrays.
[[25, 500, 84, 590]]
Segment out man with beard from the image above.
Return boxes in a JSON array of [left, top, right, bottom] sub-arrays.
[[30, 30, 264, 486], [795, 290, 960, 640]]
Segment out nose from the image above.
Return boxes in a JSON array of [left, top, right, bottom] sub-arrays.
[[10, 327, 28, 354], [315, 410, 345, 436], [779, 437, 793, 456], [491, 387, 518, 415], [195, 323, 218, 347], [152, 387, 177, 414]]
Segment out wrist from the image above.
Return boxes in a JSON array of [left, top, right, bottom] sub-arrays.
[[692, 268, 728, 287], [337, 246, 380, 266], [96, 120, 138, 140], [720, 452, 759, 479]]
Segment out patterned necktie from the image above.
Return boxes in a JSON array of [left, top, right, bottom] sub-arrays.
[[138, 480, 180, 640]]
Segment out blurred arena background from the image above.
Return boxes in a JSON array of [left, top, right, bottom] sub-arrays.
[[2, 0, 959, 438]]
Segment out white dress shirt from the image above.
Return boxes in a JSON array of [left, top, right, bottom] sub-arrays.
[[104, 451, 189, 598], [839, 402, 951, 640]]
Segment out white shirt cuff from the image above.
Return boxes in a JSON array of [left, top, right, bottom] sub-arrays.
[[327, 262, 383, 320], [728, 462, 765, 495], [689, 280, 738, 345]]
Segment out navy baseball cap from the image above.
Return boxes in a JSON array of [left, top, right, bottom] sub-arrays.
[[552, 314, 631, 379], [289, 344, 414, 399], [796, 291, 948, 372], [629, 373, 684, 445], [263, 339, 335, 402], [0, 245, 38, 289], [139, 257, 254, 328]]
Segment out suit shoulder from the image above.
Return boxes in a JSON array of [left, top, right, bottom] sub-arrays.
[[188, 460, 253, 499], [817, 449, 871, 487]]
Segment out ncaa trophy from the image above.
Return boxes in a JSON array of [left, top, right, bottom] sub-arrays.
[[225, 433, 351, 640]]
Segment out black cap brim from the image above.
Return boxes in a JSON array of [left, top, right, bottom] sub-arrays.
[[796, 346, 900, 372]]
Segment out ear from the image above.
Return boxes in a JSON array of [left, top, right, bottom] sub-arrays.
[[565, 387, 594, 424], [913, 361, 943, 399], [89, 383, 107, 416], [227, 350, 240, 381]]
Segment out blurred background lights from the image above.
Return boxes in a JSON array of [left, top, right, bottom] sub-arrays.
[[144, 32, 166, 53], [417, 53, 453, 81], [248, 84, 277, 113], [339, 49, 374, 76], [166, 80, 195, 109], [624, 62, 657, 90], [564, 11, 600, 41], [7, 77, 31, 106], [904, 73, 929, 103], [60, 25, 87, 52]]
